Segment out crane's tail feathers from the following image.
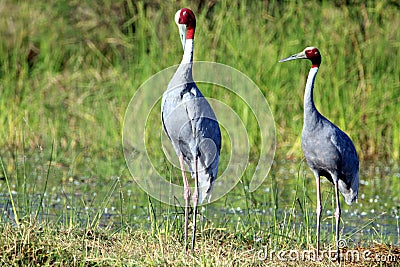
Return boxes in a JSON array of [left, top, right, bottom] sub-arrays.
[[191, 155, 219, 204], [194, 170, 216, 204], [339, 173, 359, 205]]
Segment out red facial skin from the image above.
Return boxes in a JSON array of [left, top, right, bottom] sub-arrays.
[[305, 48, 322, 68], [178, 8, 196, 39]]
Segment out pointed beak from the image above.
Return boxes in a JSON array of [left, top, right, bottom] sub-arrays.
[[279, 51, 306, 62], [175, 10, 186, 51]]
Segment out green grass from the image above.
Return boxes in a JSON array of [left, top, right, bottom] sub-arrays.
[[0, 0, 399, 265], [1, 220, 399, 266]]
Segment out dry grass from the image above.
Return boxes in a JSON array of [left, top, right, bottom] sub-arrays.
[[1, 220, 398, 266]]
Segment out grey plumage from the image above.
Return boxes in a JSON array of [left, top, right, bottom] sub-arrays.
[[162, 66, 221, 203], [302, 67, 359, 205], [280, 47, 359, 260], [302, 115, 359, 204], [161, 8, 221, 253]]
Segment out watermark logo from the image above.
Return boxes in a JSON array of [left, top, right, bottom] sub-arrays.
[[122, 61, 276, 206], [337, 238, 347, 249], [255, 239, 399, 263]]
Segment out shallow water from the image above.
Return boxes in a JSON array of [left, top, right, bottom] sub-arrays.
[[212, 159, 400, 246], [0, 159, 399, 246]]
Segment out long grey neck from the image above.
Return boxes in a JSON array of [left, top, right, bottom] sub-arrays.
[[168, 39, 194, 91], [303, 67, 320, 128]]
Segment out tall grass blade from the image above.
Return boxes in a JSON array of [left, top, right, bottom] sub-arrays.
[[34, 139, 54, 222], [1, 157, 19, 227]]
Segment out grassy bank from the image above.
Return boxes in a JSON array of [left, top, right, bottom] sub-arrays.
[[1, 221, 399, 266], [0, 0, 399, 265]]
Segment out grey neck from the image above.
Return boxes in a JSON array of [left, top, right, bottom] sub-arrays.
[[168, 39, 194, 91]]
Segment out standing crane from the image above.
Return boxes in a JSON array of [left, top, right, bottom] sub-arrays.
[[161, 8, 221, 253], [279, 47, 359, 259]]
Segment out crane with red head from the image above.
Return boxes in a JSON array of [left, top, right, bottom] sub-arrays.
[[162, 8, 221, 253], [280, 47, 359, 260]]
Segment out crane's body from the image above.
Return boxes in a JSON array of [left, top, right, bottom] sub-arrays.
[[280, 47, 359, 260], [302, 67, 359, 205], [162, 49, 221, 204], [161, 8, 221, 253]]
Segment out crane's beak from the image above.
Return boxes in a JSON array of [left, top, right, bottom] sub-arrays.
[[175, 10, 186, 50], [279, 51, 307, 62]]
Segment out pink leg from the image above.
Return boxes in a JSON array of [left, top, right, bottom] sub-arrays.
[[333, 178, 341, 262], [179, 154, 191, 253], [313, 171, 322, 259], [191, 156, 199, 252]]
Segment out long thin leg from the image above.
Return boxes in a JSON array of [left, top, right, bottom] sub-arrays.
[[179, 154, 191, 253], [191, 156, 199, 252], [313, 171, 322, 259], [333, 179, 341, 262]]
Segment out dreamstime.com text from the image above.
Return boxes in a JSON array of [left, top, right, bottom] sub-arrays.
[[256, 247, 398, 263]]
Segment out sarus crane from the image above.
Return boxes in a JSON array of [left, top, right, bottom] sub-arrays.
[[161, 8, 221, 253], [280, 47, 359, 260]]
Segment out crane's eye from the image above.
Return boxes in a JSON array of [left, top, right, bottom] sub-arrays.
[[305, 49, 319, 58], [180, 11, 187, 23]]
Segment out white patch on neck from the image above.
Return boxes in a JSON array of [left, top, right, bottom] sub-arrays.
[[182, 39, 194, 64]]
